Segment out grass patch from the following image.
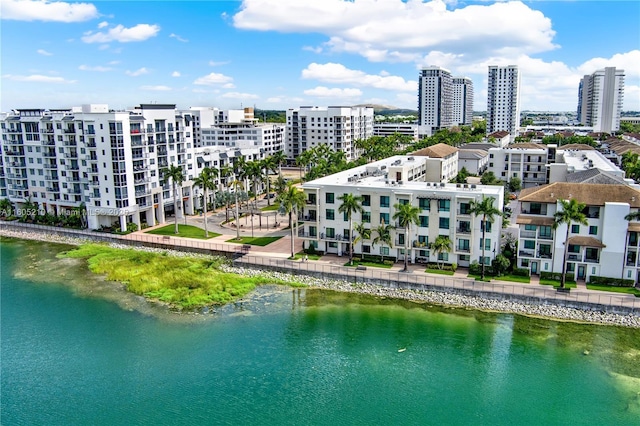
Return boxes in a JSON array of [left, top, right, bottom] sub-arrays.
[[539, 279, 577, 289], [261, 203, 280, 211], [146, 224, 220, 240], [586, 283, 640, 297], [58, 243, 303, 309], [468, 273, 531, 283], [426, 268, 454, 276], [225, 236, 282, 246], [293, 251, 322, 261], [343, 259, 393, 269], [468, 274, 492, 282]]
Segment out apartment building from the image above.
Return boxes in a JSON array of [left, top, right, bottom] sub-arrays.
[[578, 67, 625, 133], [487, 65, 521, 137], [285, 106, 374, 161], [452, 77, 474, 126], [487, 143, 552, 187], [516, 182, 640, 283], [373, 123, 419, 141], [299, 156, 504, 268], [411, 143, 459, 182]]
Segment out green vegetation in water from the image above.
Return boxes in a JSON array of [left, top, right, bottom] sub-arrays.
[[586, 283, 640, 297], [540, 279, 578, 289], [58, 244, 303, 308], [426, 268, 455, 276], [225, 236, 282, 246], [145, 224, 220, 239]]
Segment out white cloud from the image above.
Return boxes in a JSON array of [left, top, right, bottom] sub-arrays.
[[304, 86, 362, 98], [193, 72, 233, 85], [171, 71, 181, 77], [98, 21, 108, 28], [3, 74, 75, 83], [82, 24, 160, 43], [125, 67, 149, 77], [108, 60, 120, 65], [37, 49, 53, 56], [577, 50, 640, 80], [2, 0, 98, 22], [222, 83, 236, 89], [169, 33, 188, 42], [303, 46, 322, 54], [79, 64, 112, 72], [302, 63, 417, 92], [98, 44, 110, 50], [208, 60, 230, 67], [140, 85, 172, 91], [220, 92, 259, 100], [233, 0, 557, 63]]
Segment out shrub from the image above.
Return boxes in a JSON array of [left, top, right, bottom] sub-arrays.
[[469, 260, 482, 275], [305, 244, 317, 255], [491, 254, 510, 276], [511, 267, 530, 277], [451, 262, 457, 272], [588, 276, 634, 287], [540, 271, 563, 281], [126, 222, 139, 233]]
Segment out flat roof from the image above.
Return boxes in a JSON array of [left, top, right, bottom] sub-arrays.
[[560, 150, 621, 173]]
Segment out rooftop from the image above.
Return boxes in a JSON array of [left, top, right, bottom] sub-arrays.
[[412, 143, 458, 158], [519, 182, 640, 207], [559, 149, 621, 174]]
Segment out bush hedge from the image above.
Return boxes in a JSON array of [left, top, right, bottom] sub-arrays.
[[587, 275, 635, 287], [511, 268, 530, 277]]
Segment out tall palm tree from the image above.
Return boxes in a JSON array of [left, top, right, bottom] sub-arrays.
[[353, 221, 371, 261], [338, 193, 364, 265], [430, 235, 452, 269], [625, 210, 640, 221], [392, 202, 421, 272], [193, 167, 216, 238], [372, 221, 394, 263], [469, 196, 501, 280], [162, 164, 185, 234], [553, 198, 588, 289], [231, 176, 244, 240], [262, 156, 276, 206], [277, 183, 306, 259], [219, 165, 233, 221], [271, 150, 287, 178]]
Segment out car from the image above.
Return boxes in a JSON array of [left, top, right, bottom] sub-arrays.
[[263, 193, 275, 199], [509, 193, 517, 200]]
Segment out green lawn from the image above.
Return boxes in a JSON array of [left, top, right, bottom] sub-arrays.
[[344, 259, 393, 269], [539, 279, 577, 289], [426, 268, 455, 276], [146, 224, 220, 239], [586, 283, 640, 297], [225, 236, 282, 246], [468, 273, 531, 283], [293, 251, 322, 261], [261, 203, 280, 212]]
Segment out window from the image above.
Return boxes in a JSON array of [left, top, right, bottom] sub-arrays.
[[326, 193, 334, 203], [438, 252, 449, 261], [362, 211, 371, 223], [521, 259, 529, 267], [480, 238, 491, 250], [481, 220, 492, 233], [439, 218, 449, 229], [326, 228, 335, 238], [524, 240, 535, 249], [380, 213, 390, 224], [398, 199, 409, 205], [459, 203, 470, 214], [418, 235, 428, 245], [589, 226, 598, 235], [438, 199, 450, 212], [343, 211, 348, 221], [585, 248, 598, 261], [539, 226, 552, 238], [419, 198, 430, 210], [380, 196, 389, 208], [571, 224, 580, 233], [362, 194, 370, 207], [568, 244, 580, 253], [458, 239, 470, 251], [363, 245, 370, 254], [398, 234, 405, 245], [419, 216, 429, 227], [524, 224, 536, 231], [326, 209, 334, 220]]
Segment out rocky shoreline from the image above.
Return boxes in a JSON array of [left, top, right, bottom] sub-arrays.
[[2, 227, 639, 328]]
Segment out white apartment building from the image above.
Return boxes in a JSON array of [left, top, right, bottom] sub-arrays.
[[373, 123, 419, 141], [285, 106, 374, 161], [300, 156, 504, 268], [487, 65, 521, 137], [200, 122, 284, 156], [458, 149, 489, 175], [452, 77, 474, 126], [548, 146, 624, 183], [487, 143, 552, 187], [516, 182, 640, 283], [578, 67, 625, 133], [418, 67, 453, 137], [411, 143, 459, 182]]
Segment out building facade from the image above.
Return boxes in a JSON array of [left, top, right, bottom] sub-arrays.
[[373, 123, 419, 141], [418, 67, 453, 137], [487, 65, 521, 137], [285, 106, 373, 162], [299, 156, 504, 268], [578, 67, 625, 133], [452, 77, 474, 126], [487, 143, 552, 187]]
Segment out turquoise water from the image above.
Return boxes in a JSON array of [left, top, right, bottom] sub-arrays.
[[2, 240, 639, 425]]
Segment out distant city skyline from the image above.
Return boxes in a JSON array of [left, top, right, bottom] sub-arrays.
[[1, 0, 639, 112]]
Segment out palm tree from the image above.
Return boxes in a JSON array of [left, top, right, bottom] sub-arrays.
[[353, 222, 371, 261], [468, 196, 501, 280], [277, 183, 306, 259], [338, 193, 364, 265], [231, 176, 244, 240], [372, 221, 394, 263], [625, 210, 640, 221], [262, 156, 276, 206], [219, 166, 233, 221], [553, 198, 588, 289], [162, 164, 185, 234], [271, 150, 287, 178], [392, 202, 421, 272], [430, 235, 452, 269], [193, 167, 216, 238]]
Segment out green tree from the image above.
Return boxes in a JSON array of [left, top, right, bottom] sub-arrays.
[[193, 167, 217, 238], [430, 235, 452, 269], [277, 183, 306, 259], [0, 198, 13, 217], [553, 199, 588, 289], [338, 193, 364, 265], [480, 171, 501, 185], [230, 177, 244, 240], [262, 156, 276, 206], [372, 221, 394, 263], [508, 177, 522, 193], [353, 222, 371, 261], [162, 164, 185, 234], [491, 254, 510, 276], [392, 202, 421, 272], [469, 196, 501, 279], [271, 151, 287, 178]]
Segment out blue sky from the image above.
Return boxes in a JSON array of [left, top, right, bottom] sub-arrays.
[[1, 0, 639, 112]]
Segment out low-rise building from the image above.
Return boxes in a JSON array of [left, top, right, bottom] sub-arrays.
[[373, 123, 419, 141], [458, 149, 489, 175], [411, 143, 459, 182], [487, 143, 553, 187], [300, 156, 504, 268]]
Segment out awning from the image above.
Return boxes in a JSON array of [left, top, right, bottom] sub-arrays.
[[515, 216, 555, 226], [567, 236, 606, 248], [219, 153, 228, 159], [628, 223, 640, 232]]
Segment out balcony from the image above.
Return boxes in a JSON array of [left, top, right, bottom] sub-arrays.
[[64, 152, 78, 159], [5, 150, 24, 156], [42, 128, 55, 134], [457, 209, 471, 216], [520, 230, 536, 238], [456, 246, 471, 253], [298, 232, 318, 238], [538, 234, 553, 240], [41, 139, 56, 146], [44, 162, 58, 169], [66, 165, 80, 171], [63, 140, 77, 147], [135, 190, 151, 197], [521, 209, 547, 216], [584, 257, 599, 264], [456, 227, 471, 234], [46, 186, 60, 192], [130, 128, 144, 134], [64, 128, 76, 134], [567, 254, 582, 262], [519, 250, 535, 258], [301, 215, 317, 222]]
